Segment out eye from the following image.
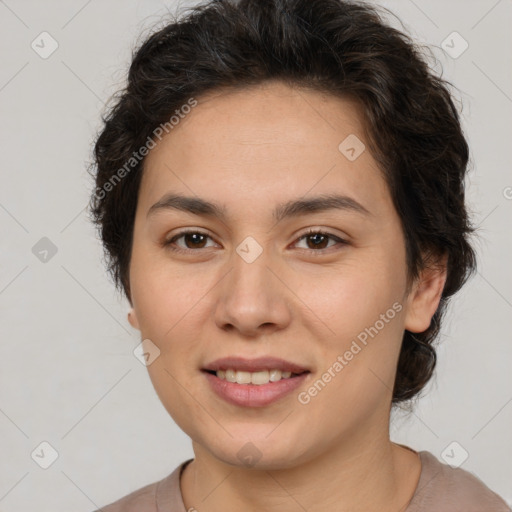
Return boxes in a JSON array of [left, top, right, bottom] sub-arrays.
[[164, 228, 347, 255], [163, 230, 217, 253], [293, 228, 347, 253]]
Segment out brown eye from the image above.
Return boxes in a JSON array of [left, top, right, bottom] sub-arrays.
[[163, 228, 347, 255], [294, 230, 347, 253], [164, 230, 215, 252]]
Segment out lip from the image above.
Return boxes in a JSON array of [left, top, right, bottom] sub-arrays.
[[203, 371, 310, 407], [203, 356, 310, 374]]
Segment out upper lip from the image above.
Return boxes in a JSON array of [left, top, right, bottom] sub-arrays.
[[203, 356, 310, 374]]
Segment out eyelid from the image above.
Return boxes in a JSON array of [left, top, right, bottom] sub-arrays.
[[293, 228, 348, 253], [164, 228, 217, 249], [296, 227, 348, 241]]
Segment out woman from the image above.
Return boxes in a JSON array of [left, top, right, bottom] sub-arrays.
[[88, 0, 510, 509]]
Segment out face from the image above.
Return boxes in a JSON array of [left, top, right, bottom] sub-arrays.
[[128, 81, 444, 469]]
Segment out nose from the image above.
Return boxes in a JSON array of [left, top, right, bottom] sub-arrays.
[[213, 246, 292, 338]]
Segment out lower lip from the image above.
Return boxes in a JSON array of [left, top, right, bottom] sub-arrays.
[[203, 371, 310, 408]]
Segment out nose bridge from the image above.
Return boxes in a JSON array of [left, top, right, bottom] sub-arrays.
[[229, 236, 276, 303], [214, 235, 291, 334]]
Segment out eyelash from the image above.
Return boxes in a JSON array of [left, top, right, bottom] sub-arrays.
[[163, 228, 347, 255]]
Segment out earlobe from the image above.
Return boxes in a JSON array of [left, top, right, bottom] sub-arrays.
[[404, 255, 448, 334], [127, 308, 140, 330]]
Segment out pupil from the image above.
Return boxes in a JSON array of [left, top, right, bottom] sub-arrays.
[[309, 233, 327, 249], [187, 233, 205, 248]]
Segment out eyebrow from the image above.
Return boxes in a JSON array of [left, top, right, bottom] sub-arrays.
[[146, 192, 372, 223]]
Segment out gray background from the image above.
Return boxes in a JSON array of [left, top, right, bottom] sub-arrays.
[[0, 0, 511, 510]]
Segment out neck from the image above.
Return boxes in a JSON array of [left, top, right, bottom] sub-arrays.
[[180, 417, 421, 512]]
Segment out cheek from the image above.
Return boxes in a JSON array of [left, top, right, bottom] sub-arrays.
[[304, 253, 406, 338], [300, 252, 407, 403], [144, 357, 210, 448], [129, 244, 205, 340]]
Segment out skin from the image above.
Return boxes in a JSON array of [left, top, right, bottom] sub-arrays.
[[127, 80, 447, 512]]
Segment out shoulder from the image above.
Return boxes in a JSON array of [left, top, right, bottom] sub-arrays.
[[92, 479, 159, 512], [91, 459, 190, 512], [409, 450, 511, 512]]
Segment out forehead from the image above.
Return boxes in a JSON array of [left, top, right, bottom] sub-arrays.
[[148, 80, 367, 152], [139, 81, 390, 218]]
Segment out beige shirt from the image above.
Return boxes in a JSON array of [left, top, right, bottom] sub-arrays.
[[95, 450, 511, 511]]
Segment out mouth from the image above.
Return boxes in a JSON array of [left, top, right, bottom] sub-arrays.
[[201, 356, 311, 407], [203, 356, 310, 373], [202, 368, 309, 385], [202, 369, 310, 408], [202, 355, 311, 385]]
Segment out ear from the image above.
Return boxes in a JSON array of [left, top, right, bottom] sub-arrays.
[[127, 308, 140, 330], [404, 253, 448, 333]]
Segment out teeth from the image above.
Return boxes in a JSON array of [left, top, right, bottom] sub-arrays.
[[215, 369, 295, 385]]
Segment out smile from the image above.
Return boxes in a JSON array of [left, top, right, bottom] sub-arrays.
[[203, 370, 310, 407]]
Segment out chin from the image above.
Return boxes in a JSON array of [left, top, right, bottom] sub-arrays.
[[201, 430, 312, 470]]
